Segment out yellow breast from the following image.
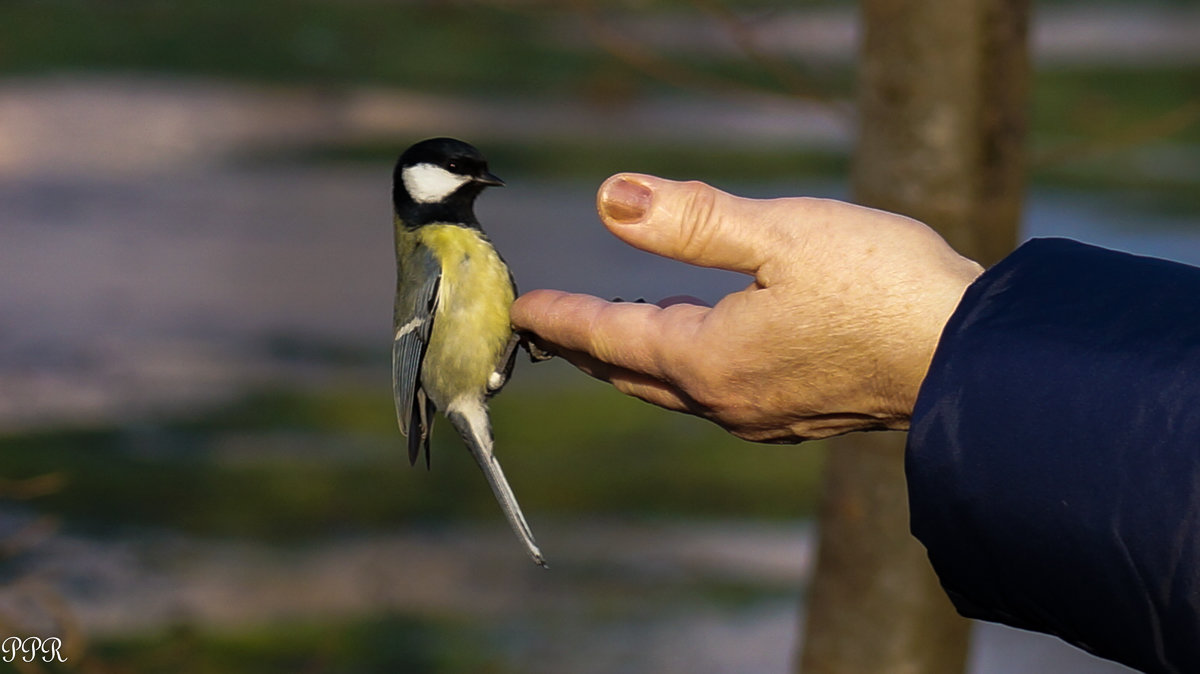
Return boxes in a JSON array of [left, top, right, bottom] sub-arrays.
[[417, 224, 514, 405]]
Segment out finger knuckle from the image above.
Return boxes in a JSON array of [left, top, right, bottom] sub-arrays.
[[676, 182, 722, 261]]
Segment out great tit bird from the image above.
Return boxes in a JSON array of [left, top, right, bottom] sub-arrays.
[[391, 137, 546, 567]]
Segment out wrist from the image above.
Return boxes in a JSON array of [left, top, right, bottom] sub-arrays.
[[894, 258, 985, 423]]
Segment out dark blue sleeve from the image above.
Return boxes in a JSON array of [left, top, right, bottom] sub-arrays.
[[907, 238, 1200, 674]]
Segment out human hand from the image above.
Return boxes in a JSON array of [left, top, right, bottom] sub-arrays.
[[511, 174, 983, 443]]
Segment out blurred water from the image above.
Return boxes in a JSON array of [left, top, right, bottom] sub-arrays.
[[2, 166, 1185, 673], [1026, 192, 1200, 266], [0, 168, 762, 428], [4, 167, 1198, 428]]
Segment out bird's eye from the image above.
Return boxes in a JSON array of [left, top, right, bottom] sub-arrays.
[[446, 161, 461, 172]]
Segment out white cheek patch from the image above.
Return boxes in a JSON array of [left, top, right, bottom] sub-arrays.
[[403, 163, 471, 204]]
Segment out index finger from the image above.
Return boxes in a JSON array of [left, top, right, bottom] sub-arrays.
[[511, 288, 707, 381]]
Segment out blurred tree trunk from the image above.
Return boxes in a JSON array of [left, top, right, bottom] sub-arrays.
[[797, 1, 1029, 673]]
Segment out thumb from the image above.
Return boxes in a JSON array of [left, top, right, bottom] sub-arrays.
[[596, 173, 775, 275]]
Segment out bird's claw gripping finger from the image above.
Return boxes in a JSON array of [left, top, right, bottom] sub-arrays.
[[519, 332, 555, 362]]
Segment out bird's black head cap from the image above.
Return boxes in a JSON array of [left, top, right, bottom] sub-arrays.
[[392, 137, 504, 228]]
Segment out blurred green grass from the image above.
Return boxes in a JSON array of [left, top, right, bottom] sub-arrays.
[[0, 1, 543, 92], [1030, 65, 1200, 207], [0, 0, 785, 96], [0, 371, 824, 540], [87, 613, 513, 674], [1033, 66, 1200, 145]]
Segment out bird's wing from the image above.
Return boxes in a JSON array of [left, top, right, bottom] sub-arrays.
[[392, 244, 441, 465]]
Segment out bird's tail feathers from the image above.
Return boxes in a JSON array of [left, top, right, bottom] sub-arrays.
[[447, 400, 547, 567]]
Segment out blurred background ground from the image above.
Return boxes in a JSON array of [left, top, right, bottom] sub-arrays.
[[1, 0, 1196, 672]]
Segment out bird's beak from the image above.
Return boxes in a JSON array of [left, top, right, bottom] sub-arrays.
[[475, 171, 505, 187]]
